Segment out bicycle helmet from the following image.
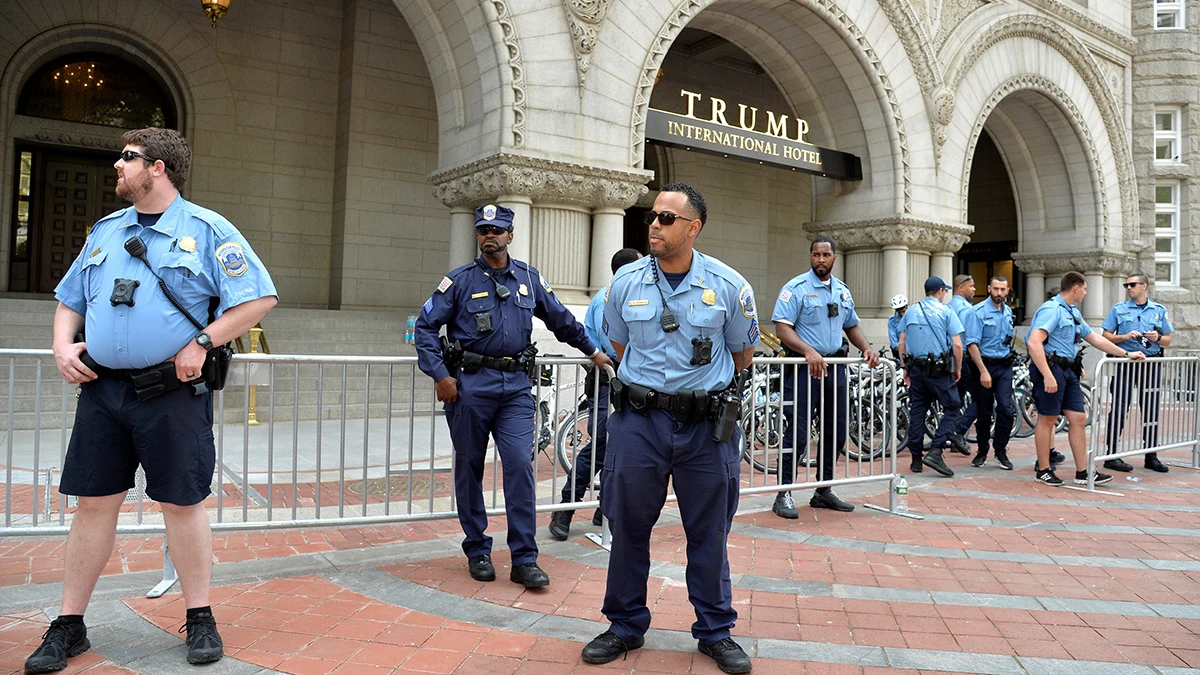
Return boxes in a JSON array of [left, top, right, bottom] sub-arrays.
[[890, 294, 908, 310]]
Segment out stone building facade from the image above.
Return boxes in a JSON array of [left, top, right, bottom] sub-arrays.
[[0, 0, 1189, 346]]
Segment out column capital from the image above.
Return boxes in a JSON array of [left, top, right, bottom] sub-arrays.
[[1012, 249, 1134, 276], [429, 153, 650, 210], [802, 217, 974, 253]]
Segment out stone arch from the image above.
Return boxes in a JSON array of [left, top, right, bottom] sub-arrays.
[[622, 0, 917, 216], [945, 16, 1136, 242]]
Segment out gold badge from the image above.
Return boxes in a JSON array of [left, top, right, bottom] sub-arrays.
[[179, 236, 196, 252], [471, 292, 489, 299], [519, 284, 528, 296], [702, 289, 717, 306]]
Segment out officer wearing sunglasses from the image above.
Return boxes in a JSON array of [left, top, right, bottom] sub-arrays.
[[1099, 273, 1174, 474], [414, 204, 612, 591]]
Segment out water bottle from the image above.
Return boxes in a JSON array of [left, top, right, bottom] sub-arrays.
[[895, 475, 909, 514], [405, 315, 417, 345], [1126, 476, 1142, 482]]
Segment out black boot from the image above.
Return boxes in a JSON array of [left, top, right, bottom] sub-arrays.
[[949, 433, 971, 455], [922, 447, 954, 476], [548, 509, 573, 541], [1145, 453, 1170, 473]]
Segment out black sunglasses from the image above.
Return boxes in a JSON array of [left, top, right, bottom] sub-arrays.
[[476, 225, 511, 236], [643, 211, 696, 226], [119, 149, 174, 172], [1122, 282, 1144, 288]]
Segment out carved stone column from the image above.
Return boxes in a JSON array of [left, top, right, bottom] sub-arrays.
[[1023, 273, 1044, 323], [882, 246, 907, 306], [531, 203, 591, 302], [1012, 250, 1134, 324], [499, 195, 533, 264], [931, 253, 954, 286], [448, 206, 476, 269], [591, 206, 626, 291], [1083, 270, 1105, 323]]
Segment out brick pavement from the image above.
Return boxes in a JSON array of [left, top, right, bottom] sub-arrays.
[[2, 441, 1200, 674]]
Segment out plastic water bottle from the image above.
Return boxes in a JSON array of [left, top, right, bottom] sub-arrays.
[[1126, 476, 1142, 482], [404, 315, 417, 345], [895, 475, 909, 514]]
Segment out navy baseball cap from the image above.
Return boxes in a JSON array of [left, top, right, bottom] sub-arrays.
[[475, 204, 514, 229], [924, 276, 951, 294]]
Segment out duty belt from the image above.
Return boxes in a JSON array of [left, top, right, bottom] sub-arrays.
[[981, 354, 1015, 366], [467, 352, 525, 372], [1046, 353, 1073, 368], [619, 382, 722, 423]]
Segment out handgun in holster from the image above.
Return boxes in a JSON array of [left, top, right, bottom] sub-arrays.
[[608, 375, 626, 412], [1071, 352, 1084, 378], [73, 332, 101, 374], [710, 369, 747, 443], [516, 343, 539, 380], [440, 336, 464, 375]]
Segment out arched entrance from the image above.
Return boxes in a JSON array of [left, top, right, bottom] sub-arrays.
[[959, 130, 1020, 315]]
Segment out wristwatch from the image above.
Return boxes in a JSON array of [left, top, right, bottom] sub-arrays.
[[195, 332, 213, 349]]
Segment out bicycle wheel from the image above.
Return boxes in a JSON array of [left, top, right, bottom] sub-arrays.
[[846, 403, 889, 461], [740, 408, 779, 474], [1015, 389, 1039, 438], [554, 407, 591, 475]]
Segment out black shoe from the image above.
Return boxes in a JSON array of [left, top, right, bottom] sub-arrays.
[[180, 612, 223, 665], [1103, 459, 1134, 472], [698, 637, 753, 674], [510, 562, 550, 588], [581, 631, 644, 664], [994, 451, 1013, 471], [772, 491, 799, 519], [810, 490, 854, 512], [549, 510, 573, 541], [922, 449, 954, 477], [1049, 450, 1066, 466], [1035, 467, 1063, 485], [468, 554, 496, 581], [1075, 470, 1112, 485], [592, 508, 604, 526], [910, 458, 924, 473], [971, 451, 987, 468], [24, 618, 89, 674], [949, 433, 971, 455], [1146, 455, 1170, 473]]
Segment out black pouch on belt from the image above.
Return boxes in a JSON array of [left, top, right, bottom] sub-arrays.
[[461, 351, 483, 374], [627, 383, 653, 414], [679, 388, 709, 424], [130, 363, 182, 402]]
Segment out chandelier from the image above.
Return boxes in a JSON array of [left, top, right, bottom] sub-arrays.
[[201, 0, 232, 27]]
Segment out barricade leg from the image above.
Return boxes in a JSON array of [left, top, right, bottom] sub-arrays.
[[146, 543, 179, 598]]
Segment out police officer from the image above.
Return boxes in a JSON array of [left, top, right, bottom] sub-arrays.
[[963, 276, 1016, 470], [770, 237, 880, 517], [1026, 272, 1144, 485], [415, 204, 612, 589], [888, 295, 908, 359], [548, 247, 642, 541], [1100, 273, 1173, 474], [947, 274, 976, 455], [28, 128, 278, 674], [581, 183, 755, 674], [898, 277, 964, 477]]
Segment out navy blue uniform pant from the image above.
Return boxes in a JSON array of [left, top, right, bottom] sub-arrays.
[[780, 364, 847, 485], [954, 367, 978, 435], [445, 387, 538, 565], [906, 366, 961, 456], [560, 387, 609, 504], [1105, 361, 1163, 454], [600, 408, 740, 644], [967, 364, 1014, 452]]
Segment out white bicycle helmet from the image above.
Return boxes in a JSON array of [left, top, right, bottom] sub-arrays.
[[890, 294, 908, 310]]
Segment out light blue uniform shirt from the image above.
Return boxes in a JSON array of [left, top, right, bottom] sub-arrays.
[[585, 289, 617, 360], [950, 294, 973, 321], [887, 313, 902, 349], [1101, 299, 1173, 356], [899, 297, 963, 358], [604, 251, 758, 393], [1028, 296, 1091, 359], [963, 299, 1014, 359], [771, 269, 860, 355], [55, 196, 277, 369]]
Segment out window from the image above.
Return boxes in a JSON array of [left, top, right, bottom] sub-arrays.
[[1155, 107, 1181, 163], [13, 151, 32, 261], [18, 53, 174, 129], [1154, 182, 1181, 285], [1156, 0, 1185, 29]]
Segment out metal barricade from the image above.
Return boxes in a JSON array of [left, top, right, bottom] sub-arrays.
[[1083, 355, 1200, 491]]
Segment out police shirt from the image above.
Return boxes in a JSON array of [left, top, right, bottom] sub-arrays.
[[950, 294, 973, 321], [54, 196, 277, 369], [963, 299, 1014, 359], [604, 251, 758, 393], [585, 289, 617, 361], [414, 258, 595, 386], [771, 269, 859, 356], [1028, 296, 1091, 358], [1101, 299, 1174, 356], [887, 314, 902, 349], [899, 297, 964, 359]]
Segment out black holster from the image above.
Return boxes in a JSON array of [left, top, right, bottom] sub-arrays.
[[130, 363, 182, 402], [202, 344, 234, 392], [440, 336, 464, 375], [710, 390, 740, 443], [608, 376, 626, 412]]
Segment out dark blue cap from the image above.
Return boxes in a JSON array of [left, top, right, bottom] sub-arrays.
[[924, 276, 951, 294], [475, 204, 514, 229]]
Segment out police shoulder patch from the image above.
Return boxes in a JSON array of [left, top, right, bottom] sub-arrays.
[[779, 289, 793, 303], [748, 318, 759, 344], [422, 296, 434, 314], [604, 283, 611, 302], [436, 276, 453, 293], [739, 284, 755, 318], [539, 273, 553, 293], [215, 241, 248, 277]]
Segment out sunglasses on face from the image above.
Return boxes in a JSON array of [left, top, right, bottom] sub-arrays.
[[1123, 282, 1144, 289], [476, 225, 511, 236], [643, 210, 696, 226], [119, 150, 174, 172]]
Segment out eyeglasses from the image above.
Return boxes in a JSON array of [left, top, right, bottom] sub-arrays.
[[1122, 282, 1144, 288], [475, 225, 511, 236], [643, 211, 697, 227], [119, 150, 174, 172]]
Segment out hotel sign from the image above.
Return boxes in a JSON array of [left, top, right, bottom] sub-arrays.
[[645, 90, 862, 181]]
